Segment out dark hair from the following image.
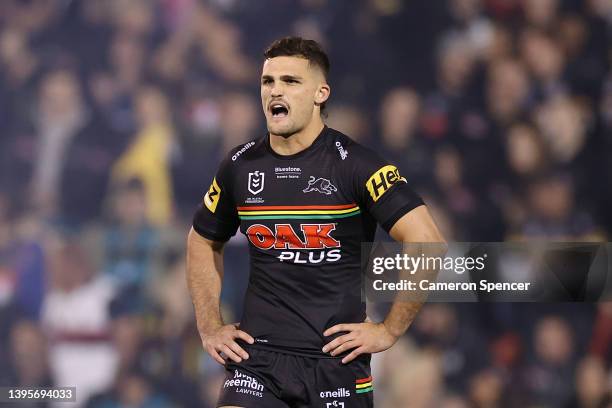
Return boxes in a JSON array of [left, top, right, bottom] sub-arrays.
[[264, 36, 330, 114]]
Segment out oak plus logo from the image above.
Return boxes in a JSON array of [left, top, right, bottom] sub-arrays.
[[246, 223, 341, 264], [303, 177, 337, 195], [248, 171, 265, 195]]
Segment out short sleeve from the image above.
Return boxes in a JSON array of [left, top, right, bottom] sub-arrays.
[[192, 156, 240, 242], [351, 147, 424, 233]]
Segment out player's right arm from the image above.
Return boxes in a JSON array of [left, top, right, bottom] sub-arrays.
[[186, 152, 253, 365], [186, 229, 253, 364]]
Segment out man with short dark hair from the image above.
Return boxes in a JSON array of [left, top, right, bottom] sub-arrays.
[[187, 37, 445, 408]]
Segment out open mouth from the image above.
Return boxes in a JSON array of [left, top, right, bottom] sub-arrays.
[[270, 102, 289, 118]]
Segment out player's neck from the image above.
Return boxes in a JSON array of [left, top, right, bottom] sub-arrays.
[[269, 118, 325, 156]]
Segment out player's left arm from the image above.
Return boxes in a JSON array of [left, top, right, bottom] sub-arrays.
[[323, 205, 446, 363]]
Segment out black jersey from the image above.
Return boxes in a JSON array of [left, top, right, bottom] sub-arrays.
[[193, 126, 423, 357]]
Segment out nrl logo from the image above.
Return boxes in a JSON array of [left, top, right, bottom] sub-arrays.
[[303, 176, 337, 195], [248, 171, 265, 195]]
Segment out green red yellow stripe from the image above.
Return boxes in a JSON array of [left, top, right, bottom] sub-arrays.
[[237, 204, 357, 211], [356, 376, 373, 394], [237, 204, 360, 220]]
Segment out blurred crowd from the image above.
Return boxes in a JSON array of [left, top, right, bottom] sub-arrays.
[[0, 0, 611, 406]]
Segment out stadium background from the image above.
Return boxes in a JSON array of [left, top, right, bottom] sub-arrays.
[[0, 0, 611, 406]]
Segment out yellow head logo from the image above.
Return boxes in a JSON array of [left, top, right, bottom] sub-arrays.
[[366, 165, 406, 202]]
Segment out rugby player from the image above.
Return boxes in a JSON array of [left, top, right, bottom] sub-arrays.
[[187, 37, 445, 408]]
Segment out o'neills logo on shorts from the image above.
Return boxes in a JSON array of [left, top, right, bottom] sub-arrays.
[[224, 370, 264, 398], [320, 387, 351, 398]]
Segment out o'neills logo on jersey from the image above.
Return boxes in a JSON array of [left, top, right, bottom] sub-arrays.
[[366, 165, 407, 202], [335, 141, 348, 160], [231, 141, 255, 161], [246, 223, 342, 264]]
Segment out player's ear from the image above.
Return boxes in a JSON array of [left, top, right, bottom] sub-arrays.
[[315, 83, 330, 105]]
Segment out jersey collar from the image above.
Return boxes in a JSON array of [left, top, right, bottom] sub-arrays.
[[265, 126, 329, 160]]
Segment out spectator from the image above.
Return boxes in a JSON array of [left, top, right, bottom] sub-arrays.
[[0, 192, 46, 320], [534, 94, 590, 166], [589, 302, 612, 364], [565, 355, 611, 408], [523, 316, 576, 407], [412, 304, 490, 391], [520, 28, 567, 101], [440, 394, 471, 408], [387, 349, 444, 408], [325, 102, 369, 142], [521, 0, 560, 29], [41, 240, 118, 406], [111, 85, 176, 226], [6, 69, 122, 224], [521, 173, 598, 239], [218, 91, 260, 154], [101, 179, 160, 295], [9, 319, 53, 388], [378, 86, 433, 188], [86, 370, 174, 408], [486, 58, 530, 127], [468, 369, 505, 408], [505, 122, 549, 179]]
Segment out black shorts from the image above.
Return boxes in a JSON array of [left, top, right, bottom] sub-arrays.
[[217, 347, 374, 408]]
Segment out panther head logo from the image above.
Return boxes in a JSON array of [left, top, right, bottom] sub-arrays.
[[303, 177, 337, 195]]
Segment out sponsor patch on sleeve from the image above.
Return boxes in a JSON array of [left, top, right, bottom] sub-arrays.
[[366, 165, 407, 202], [203, 178, 221, 213]]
